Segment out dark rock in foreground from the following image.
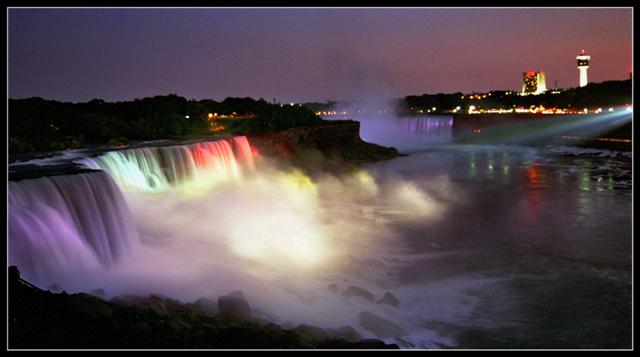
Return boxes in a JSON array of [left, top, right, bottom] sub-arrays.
[[358, 311, 408, 339], [189, 298, 219, 317], [343, 286, 376, 302], [326, 325, 364, 343], [218, 291, 251, 321], [8, 267, 398, 349], [377, 292, 400, 308]]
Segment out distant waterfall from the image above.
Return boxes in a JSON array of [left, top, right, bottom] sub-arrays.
[[8, 171, 140, 285], [76, 136, 256, 192]]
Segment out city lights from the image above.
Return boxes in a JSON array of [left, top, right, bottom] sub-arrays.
[[521, 71, 547, 95]]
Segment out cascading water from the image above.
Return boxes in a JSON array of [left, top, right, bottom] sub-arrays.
[[76, 136, 256, 192], [9, 136, 258, 288], [8, 171, 139, 286]]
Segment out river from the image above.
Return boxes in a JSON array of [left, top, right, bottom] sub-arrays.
[[350, 115, 632, 348]]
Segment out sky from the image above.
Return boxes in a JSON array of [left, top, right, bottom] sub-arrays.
[[8, 8, 633, 103]]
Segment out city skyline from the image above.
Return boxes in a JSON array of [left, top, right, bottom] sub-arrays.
[[8, 7, 633, 103]]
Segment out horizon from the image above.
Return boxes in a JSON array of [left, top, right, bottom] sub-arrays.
[[8, 7, 632, 103], [8, 77, 632, 105]]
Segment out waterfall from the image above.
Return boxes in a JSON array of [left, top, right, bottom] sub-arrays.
[[8, 171, 140, 285], [9, 136, 256, 286], [76, 136, 256, 192]]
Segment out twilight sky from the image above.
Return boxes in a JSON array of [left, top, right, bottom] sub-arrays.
[[8, 8, 633, 103]]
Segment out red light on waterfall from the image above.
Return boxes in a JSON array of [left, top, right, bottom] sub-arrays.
[[192, 145, 210, 167], [250, 145, 260, 157]]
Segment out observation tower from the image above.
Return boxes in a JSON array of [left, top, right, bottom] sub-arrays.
[[576, 49, 590, 87]]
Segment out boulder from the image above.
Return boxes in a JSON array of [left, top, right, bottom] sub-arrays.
[[190, 297, 218, 316], [376, 292, 400, 308], [343, 285, 375, 302], [292, 324, 330, 340], [218, 290, 251, 320], [358, 311, 408, 338], [325, 325, 363, 342], [353, 338, 399, 349]]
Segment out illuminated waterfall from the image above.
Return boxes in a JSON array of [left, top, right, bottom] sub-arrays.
[[76, 136, 256, 192], [9, 136, 256, 286], [8, 171, 140, 285]]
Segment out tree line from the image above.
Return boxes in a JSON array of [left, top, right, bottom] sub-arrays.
[[302, 79, 632, 115], [401, 79, 631, 114], [9, 95, 323, 153]]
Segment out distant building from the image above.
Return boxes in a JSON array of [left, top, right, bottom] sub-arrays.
[[521, 71, 547, 95], [576, 49, 590, 87]]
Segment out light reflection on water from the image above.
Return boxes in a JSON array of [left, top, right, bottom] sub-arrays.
[[356, 116, 631, 348]]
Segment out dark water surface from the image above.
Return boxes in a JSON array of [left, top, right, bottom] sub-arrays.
[[356, 115, 631, 348]]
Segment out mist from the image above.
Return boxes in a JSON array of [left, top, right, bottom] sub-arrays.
[[10, 142, 462, 347]]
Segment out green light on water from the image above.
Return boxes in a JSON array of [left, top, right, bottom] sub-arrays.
[[579, 171, 590, 191], [469, 154, 476, 177]]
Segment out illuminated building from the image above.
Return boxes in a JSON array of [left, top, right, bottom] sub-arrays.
[[576, 49, 590, 87], [521, 71, 546, 95]]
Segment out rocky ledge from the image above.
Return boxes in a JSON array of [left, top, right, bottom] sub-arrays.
[[247, 120, 399, 173]]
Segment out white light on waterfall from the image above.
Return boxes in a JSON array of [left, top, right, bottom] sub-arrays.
[[608, 108, 614, 112], [432, 107, 436, 111], [75, 137, 255, 194]]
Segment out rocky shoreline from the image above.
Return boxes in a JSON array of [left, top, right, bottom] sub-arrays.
[[8, 267, 398, 349]]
